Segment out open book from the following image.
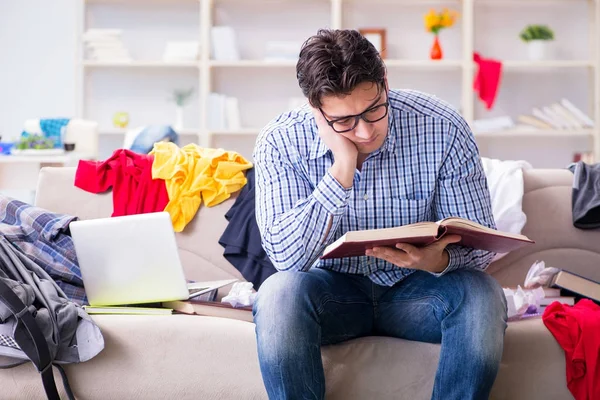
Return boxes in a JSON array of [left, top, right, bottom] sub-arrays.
[[321, 217, 534, 260]]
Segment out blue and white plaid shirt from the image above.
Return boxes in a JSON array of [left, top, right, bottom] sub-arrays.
[[254, 89, 496, 286], [0, 196, 85, 304]]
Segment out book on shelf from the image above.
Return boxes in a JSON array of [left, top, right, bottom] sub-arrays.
[[549, 270, 600, 304], [517, 115, 553, 130], [210, 26, 240, 61], [162, 299, 253, 323], [561, 98, 594, 127], [321, 217, 534, 260]]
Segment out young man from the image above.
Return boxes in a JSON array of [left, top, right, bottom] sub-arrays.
[[252, 29, 507, 400]]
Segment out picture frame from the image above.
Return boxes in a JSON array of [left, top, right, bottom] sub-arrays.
[[359, 28, 387, 59]]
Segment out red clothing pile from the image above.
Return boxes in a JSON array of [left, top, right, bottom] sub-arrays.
[[543, 299, 600, 400], [74, 149, 169, 216]]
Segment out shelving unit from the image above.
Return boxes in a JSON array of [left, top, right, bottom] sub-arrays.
[[77, 0, 600, 166]]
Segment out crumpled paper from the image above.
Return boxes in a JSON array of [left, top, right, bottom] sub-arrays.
[[222, 282, 257, 308], [503, 286, 546, 318], [503, 260, 561, 318], [523, 260, 560, 289]]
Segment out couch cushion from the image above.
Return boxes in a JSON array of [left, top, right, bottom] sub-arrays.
[[0, 315, 570, 400]]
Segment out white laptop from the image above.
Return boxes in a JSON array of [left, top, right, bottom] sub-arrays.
[[69, 211, 237, 307]]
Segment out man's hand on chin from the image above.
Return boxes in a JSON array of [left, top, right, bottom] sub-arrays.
[[365, 234, 462, 273]]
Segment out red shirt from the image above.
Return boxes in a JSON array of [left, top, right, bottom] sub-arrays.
[[543, 299, 600, 400], [74, 149, 169, 217]]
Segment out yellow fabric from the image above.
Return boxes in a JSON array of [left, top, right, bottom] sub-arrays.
[[150, 142, 253, 232]]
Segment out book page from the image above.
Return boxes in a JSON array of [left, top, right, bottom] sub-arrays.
[[345, 222, 438, 242], [438, 217, 530, 240]]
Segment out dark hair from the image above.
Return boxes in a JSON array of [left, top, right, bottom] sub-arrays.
[[296, 29, 386, 108]]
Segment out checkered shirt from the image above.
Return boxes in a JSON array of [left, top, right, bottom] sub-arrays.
[[254, 89, 496, 286]]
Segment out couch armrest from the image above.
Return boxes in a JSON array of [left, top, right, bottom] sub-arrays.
[[487, 168, 600, 287]]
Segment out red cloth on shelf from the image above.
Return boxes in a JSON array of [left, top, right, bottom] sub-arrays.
[[473, 52, 503, 110], [74, 149, 169, 217], [542, 299, 600, 400]]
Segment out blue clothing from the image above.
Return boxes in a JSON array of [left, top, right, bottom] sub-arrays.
[[253, 267, 507, 399], [0, 196, 85, 304], [218, 168, 277, 289], [129, 125, 179, 154], [253, 89, 496, 286]]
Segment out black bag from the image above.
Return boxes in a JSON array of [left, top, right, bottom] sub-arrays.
[[0, 279, 73, 400], [0, 237, 104, 400]]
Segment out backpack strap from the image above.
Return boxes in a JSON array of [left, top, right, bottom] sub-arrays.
[[0, 279, 60, 400]]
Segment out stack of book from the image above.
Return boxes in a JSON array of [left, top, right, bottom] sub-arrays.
[[162, 298, 253, 322], [514, 270, 600, 320], [517, 98, 594, 131], [206, 93, 241, 131], [545, 269, 600, 306]]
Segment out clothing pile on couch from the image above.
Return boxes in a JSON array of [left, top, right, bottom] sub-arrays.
[[75, 142, 253, 232]]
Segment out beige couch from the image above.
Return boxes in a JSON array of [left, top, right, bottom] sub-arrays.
[[3, 166, 600, 400]]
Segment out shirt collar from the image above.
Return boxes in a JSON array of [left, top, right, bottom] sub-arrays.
[[308, 129, 330, 160], [309, 107, 397, 161]]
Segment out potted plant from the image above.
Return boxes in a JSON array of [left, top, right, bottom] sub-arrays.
[[423, 8, 459, 60], [170, 88, 194, 130], [519, 24, 555, 61]]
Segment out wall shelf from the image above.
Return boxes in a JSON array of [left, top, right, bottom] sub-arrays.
[[99, 128, 200, 135], [209, 60, 297, 68], [208, 129, 261, 136], [384, 59, 463, 68], [474, 128, 595, 137], [83, 61, 200, 68], [501, 60, 595, 69], [76, 0, 600, 164]]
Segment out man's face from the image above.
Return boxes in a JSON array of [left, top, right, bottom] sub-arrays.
[[319, 81, 389, 155]]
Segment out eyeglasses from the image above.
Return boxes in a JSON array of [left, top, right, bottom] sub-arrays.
[[319, 91, 389, 133]]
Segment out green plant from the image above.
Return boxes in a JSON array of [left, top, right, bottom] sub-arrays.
[[15, 134, 55, 150], [519, 25, 554, 42], [170, 88, 195, 107]]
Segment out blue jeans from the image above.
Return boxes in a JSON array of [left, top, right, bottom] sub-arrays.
[[253, 268, 507, 400]]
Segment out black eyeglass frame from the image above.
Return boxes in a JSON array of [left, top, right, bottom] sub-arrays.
[[318, 86, 389, 133]]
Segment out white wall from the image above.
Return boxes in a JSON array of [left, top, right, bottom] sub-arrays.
[[0, 0, 595, 168], [0, 0, 77, 142]]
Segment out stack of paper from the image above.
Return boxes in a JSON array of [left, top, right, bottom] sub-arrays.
[[83, 29, 132, 63]]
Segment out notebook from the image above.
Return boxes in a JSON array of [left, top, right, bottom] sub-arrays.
[[70, 211, 237, 306]]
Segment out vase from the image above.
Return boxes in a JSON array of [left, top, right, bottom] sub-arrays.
[[527, 40, 548, 61], [174, 106, 183, 130], [430, 35, 443, 60]]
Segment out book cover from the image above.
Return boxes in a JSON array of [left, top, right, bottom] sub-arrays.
[[321, 217, 534, 260], [550, 270, 600, 303], [162, 299, 254, 323]]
